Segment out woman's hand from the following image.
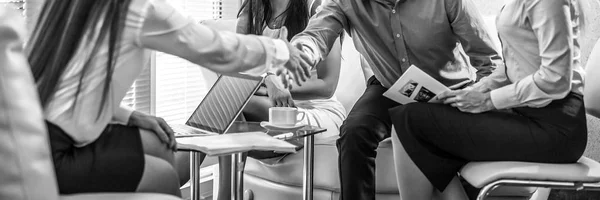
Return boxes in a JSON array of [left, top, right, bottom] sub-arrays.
[[265, 75, 295, 107], [437, 89, 496, 114], [464, 81, 491, 93], [255, 85, 268, 96], [128, 111, 176, 150]]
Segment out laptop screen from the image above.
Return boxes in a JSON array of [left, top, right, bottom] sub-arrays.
[[185, 75, 264, 134]]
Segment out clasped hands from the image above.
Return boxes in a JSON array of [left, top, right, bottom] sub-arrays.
[[437, 85, 496, 114], [277, 27, 316, 89]]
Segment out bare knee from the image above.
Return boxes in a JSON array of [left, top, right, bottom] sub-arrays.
[[137, 155, 181, 197], [139, 129, 175, 165]]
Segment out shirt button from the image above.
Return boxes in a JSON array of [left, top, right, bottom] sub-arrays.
[[401, 58, 407, 62], [392, 9, 396, 14], [396, 33, 401, 38]]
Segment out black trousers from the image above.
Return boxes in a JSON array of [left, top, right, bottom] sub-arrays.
[[390, 92, 588, 191], [337, 76, 399, 200]]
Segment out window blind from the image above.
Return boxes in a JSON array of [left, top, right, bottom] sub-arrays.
[[149, 0, 240, 124], [1, 0, 24, 10], [121, 56, 153, 115]]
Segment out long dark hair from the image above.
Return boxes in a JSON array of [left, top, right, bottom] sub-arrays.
[[237, 0, 309, 40], [28, 0, 132, 116]]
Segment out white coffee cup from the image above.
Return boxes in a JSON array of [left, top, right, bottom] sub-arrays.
[[269, 107, 306, 126]]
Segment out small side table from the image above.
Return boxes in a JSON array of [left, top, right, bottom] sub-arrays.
[[181, 121, 326, 200]]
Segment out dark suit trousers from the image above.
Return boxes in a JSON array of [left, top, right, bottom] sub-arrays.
[[337, 76, 399, 200]]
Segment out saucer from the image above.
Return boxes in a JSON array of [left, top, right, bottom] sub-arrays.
[[260, 121, 306, 131]]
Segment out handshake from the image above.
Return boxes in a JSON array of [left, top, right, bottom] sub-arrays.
[[274, 27, 318, 89]]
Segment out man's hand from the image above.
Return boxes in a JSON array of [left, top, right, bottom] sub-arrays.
[[128, 111, 176, 150], [265, 75, 295, 107], [278, 27, 313, 89], [437, 89, 495, 114]]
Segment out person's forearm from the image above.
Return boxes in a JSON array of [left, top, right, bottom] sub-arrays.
[[139, 1, 289, 76], [291, 0, 346, 68], [265, 75, 333, 100], [289, 76, 334, 100]]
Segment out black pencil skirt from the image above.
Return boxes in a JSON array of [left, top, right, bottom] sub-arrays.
[[390, 93, 588, 191], [46, 122, 145, 194]]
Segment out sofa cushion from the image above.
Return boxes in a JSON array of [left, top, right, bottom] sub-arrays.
[[244, 136, 399, 193], [0, 8, 60, 200]]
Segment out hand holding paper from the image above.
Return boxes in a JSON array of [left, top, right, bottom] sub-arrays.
[[383, 65, 450, 104]]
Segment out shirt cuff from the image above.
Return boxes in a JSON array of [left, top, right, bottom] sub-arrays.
[[271, 39, 290, 69], [113, 104, 135, 125], [242, 38, 289, 76], [490, 84, 520, 110]]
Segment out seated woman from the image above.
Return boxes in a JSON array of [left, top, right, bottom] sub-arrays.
[[586, 38, 600, 118], [238, 0, 346, 139], [390, 0, 587, 199], [29, 0, 304, 196]]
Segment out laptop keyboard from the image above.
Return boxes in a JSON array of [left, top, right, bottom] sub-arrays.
[[171, 124, 216, 138]]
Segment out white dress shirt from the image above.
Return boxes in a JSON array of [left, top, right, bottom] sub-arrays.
[[44, 0, 289, 146], [476, 0, 584, 109]]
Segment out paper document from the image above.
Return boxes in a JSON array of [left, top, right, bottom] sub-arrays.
[[383, 65, 450, 104], [176, 132, 297, 156]]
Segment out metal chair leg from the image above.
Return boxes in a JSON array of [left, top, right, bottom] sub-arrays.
[[476, 180, 600, 200]]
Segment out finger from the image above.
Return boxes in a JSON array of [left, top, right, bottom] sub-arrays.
[[153, 124, 170, 145], [157, 118, 176, 149], [443, 97, 459, 105], [275, 68, 285, 76], [437, 90, 460, 100], [287, 98, 295, 108], [158, 118, 174, 138], [281, 100, 289, 107], [290, 70, 302, 87], [287, 76, 295, 90], [298, 59, 311, 82], [299, 52, 313, 77], [450, 102, 465, 107], [281, 72, 291, 88]]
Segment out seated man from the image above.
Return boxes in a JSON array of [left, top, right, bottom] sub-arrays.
[[291, 0, 501, 199]]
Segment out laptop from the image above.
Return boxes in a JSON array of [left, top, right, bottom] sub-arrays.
[[172, 75, 264, 137]]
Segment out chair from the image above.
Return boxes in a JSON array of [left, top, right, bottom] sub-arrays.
[[0, 8, 180, 200], [461, 155, 600, 200], [460, 45, 600, 200]]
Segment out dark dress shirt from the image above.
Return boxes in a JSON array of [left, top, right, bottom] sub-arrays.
[[293, 0, 501, 88]]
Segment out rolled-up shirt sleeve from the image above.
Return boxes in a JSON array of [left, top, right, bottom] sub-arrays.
[[446, 0, 502, 80], [490, 0, 573, 109], [291, 0, 347, 66], [138, 0, 289, 76]]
